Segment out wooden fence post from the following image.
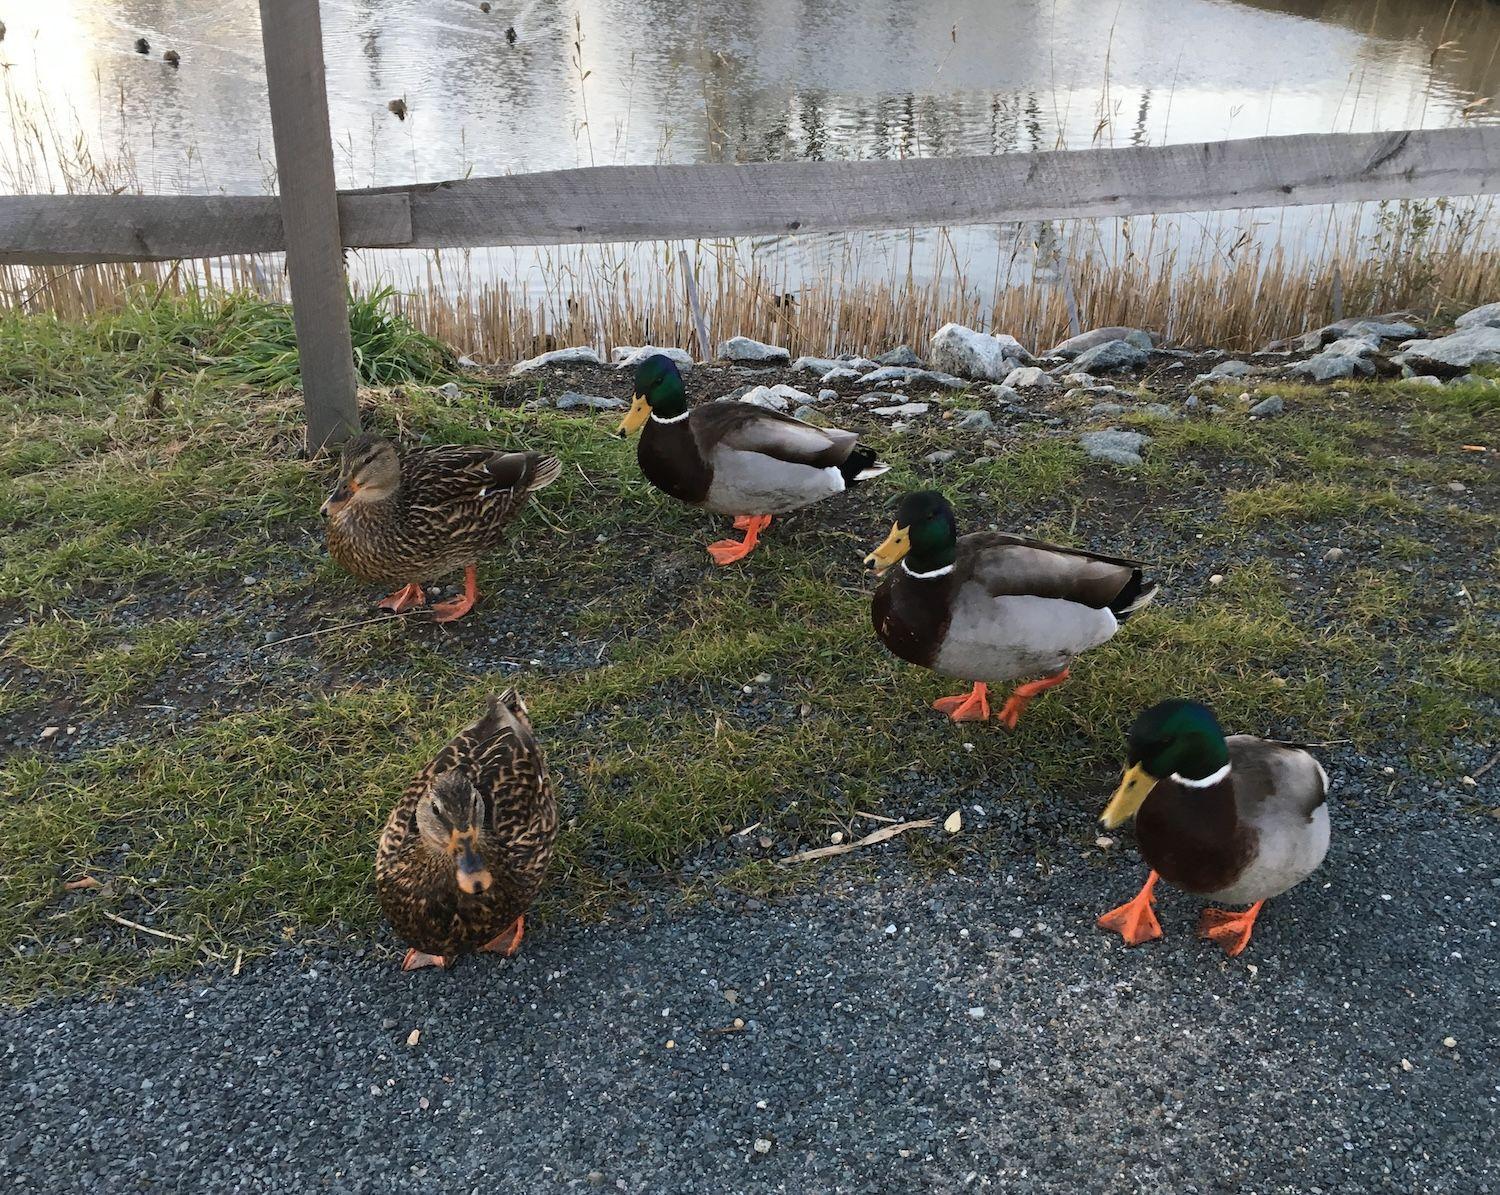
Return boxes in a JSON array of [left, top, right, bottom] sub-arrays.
[[259, 0, 359, 452]]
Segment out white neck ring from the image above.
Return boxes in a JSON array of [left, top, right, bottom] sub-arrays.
[[650, 410, 689, 424], [1172, 762, 1232, 788]]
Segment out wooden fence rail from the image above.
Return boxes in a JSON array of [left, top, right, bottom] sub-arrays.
[[1, 0, 1497, 446], [3, 126, 1498, 267]]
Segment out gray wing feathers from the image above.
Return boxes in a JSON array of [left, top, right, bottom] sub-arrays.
[[696, 402, 857, 467], [1228, 736, 1330, 825], [962, 534, 1140, 607]]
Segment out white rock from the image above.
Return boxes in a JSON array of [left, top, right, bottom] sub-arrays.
[[611, 345, 694, 371], [738, 383, 814, 412], [509, 345, 602, 375], [820, 367, 863, 384], [791, 355, 846, 374], [436, 381, 461, 400], [929, 322, 1031, 381], [717, 336, 790, 363], [817, 389, 838, 402], [1002, 365, 1056, 389], [872, 402, 930, 417], [860, 365, 969, 389]]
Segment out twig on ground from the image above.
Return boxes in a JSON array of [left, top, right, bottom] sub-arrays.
[[100, 910, 192, 944], [779, 818, 937, 866], [258, 609, 418, 647]]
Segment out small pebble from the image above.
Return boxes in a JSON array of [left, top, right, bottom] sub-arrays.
[[1443, 1036, 1457, 1048], [1209, 574, 1224, 585], [1322, 547, 1345, 562], [1400, 1058, 1414, 1073], [1095, 835, 1115, 849], [753, 1139, 772, 1155], [1446, 481, 1467, 493]]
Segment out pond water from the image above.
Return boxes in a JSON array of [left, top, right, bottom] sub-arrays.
[[4, 0, 1499, 296]]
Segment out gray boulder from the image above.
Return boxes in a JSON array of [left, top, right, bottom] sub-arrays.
[[1080, 428, 1151, 467], [1248, 396, 1284, 417], [1047, 326, 1155, 358], [872, 402, 931, 418], [1072, 339, 1149, 373], [1453, 302, 1500, 330], [1199, 359, 1253, 381], [718, 336, 791, 364], [555, 391, 627, 411], [876, 345, 924, 367], [953, 409, 995, 431], [1394, 325, 1500, 374]]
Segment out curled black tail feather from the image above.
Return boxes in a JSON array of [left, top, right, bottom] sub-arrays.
[[839, 445, 887, 487], [1109, 573, 1159, 622]]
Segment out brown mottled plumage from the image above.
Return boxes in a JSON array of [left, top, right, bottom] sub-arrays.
[[375, 690, 557, 970], [322, 433, 560, 621]]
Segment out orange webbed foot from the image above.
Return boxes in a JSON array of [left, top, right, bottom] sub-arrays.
[[706, 515, 771, 565], [431, 564, 479, 623], [1197, 901, 1264, 958], [480, 915, 526, 958], [377, 583, 427, 614], [996, 667, 1071, 730], [1098, 871, 1164, 947], [401, 948, 448, 971], [931, 682, 990, 722]]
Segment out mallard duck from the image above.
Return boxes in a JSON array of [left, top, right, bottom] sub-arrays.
[[321, 432, 560, 622], [863, 490, 1157, 728], [618, 354, 889, 563], [134, 37, 150, 54], [376, 690, 557, 971], [163, 49, 180, 67], [1097, 700, 1331, 957]]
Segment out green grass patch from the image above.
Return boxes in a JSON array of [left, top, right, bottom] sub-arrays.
[[0, 297, 1495, 1002]]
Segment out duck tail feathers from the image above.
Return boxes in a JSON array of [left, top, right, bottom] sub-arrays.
[[840, 445, 891, 486], [526, 455, 563, 492], [1111, 577, 1159, 621]]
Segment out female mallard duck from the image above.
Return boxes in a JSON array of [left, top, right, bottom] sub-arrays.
[[321, 432, 560, 622], [863, 490, 1157, 728], [618, 354, 889, 563], [376, 690, 557, 971], [1097, 699, 1331, 957]]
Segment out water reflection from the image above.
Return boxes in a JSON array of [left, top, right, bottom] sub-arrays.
[[1, 0, 1496, 295]]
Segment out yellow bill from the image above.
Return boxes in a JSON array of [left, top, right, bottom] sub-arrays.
[[616, 394, 651, 437], [862, 523, 911, 573], [1100, 762, 1158, 828]]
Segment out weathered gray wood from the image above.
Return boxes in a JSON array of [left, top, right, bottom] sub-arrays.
[[0, 194, 411, 265], [678, 249, 711, 358], [259, 0, 359, 451], [0, 126, 1495, 266], [359, 126, 1500, 247]]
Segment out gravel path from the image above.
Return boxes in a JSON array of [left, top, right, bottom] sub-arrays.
[[5, 802, 1497, 1194]]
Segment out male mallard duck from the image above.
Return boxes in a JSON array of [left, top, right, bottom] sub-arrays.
[[618, 354, 889, 563], [1097, 699, 1331, 957], [321, 432, 560, 622], [863, 490, 1157, 728], [376, 690, 557, 971]]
